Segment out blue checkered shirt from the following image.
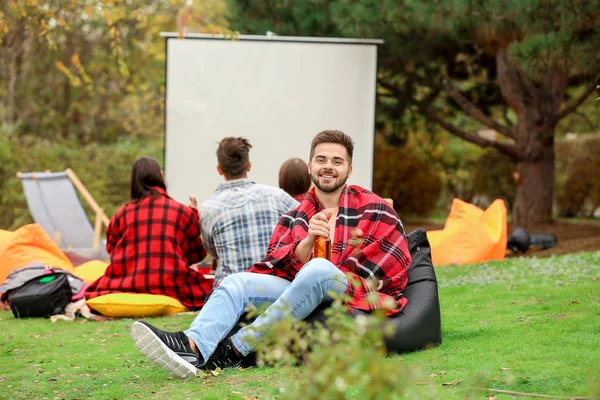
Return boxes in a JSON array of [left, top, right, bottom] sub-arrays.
[[199, 179, 299, 287]]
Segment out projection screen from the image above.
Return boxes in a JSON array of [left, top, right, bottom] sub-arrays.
[[162, 33, 382, 205]]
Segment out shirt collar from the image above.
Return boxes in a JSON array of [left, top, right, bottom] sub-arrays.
[[215, 178, 255, 192], [153, 186, 171, 198]]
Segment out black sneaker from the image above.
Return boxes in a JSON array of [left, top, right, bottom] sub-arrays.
[[200, 338, 244, 370], [131, 320, 200, 378]]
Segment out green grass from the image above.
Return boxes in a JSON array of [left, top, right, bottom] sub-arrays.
[[1, 252, 599, 399]]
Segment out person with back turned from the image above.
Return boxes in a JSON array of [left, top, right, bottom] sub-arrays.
[[199, 137, 298, 288]]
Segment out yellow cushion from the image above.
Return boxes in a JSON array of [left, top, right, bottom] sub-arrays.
[[73, 260, 109, 284], [86, 293, 190, 318]]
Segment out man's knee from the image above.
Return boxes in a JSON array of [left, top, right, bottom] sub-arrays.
[[298, 259, 347, 286], [218, 272, 252, 291]]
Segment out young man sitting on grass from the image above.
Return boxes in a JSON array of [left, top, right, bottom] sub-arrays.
[[131, 130, 412, 378]]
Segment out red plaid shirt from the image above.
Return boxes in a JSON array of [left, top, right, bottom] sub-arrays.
[[249, 186, 411, 316], [85, 187, 211, 308]]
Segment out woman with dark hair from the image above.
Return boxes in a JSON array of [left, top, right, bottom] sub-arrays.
[[85, 156, 212, 310], [279, 157, 311, 202]]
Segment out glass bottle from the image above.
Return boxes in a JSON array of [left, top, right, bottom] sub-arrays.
[[313, 236, 331, 260]]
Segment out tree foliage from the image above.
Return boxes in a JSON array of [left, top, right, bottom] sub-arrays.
[[0, 0, 231, 229], [0, 0, 232, 144], [555, 135, 600, 217], [373, 143, 442, 217]]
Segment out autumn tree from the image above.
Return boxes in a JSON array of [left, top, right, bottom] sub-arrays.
[[0, 0, 231, 144], [0, 0, 232, 228]]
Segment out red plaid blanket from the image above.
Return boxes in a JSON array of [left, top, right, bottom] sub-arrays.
[[249, 185, 411, 315]]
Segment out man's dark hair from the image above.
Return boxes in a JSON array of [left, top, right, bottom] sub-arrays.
[[130, 156, 166, 202], [217, 137, 252, 179], [279, 158, 311, 197], [309, 130, 354, 164]]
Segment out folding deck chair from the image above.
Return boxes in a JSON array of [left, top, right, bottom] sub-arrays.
[[17, 169, 110, 262]]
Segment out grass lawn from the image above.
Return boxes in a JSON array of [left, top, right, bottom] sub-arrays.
[[1, 252, 599, 399]]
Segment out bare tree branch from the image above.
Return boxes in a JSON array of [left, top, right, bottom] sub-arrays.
[[380, 77, 519, 159], [441, 77, 516, 139], [571, 110, 596, 131], [496, 48, 535, 116], [416, 101, 520, 160], [556, 72, 600, 121]]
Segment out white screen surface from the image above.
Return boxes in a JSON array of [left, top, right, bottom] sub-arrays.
[[164, 34, 379, 205]]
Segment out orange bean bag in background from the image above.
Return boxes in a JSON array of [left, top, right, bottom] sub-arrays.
[[426, 198, 507, 266], [0, 224, 74, 285]]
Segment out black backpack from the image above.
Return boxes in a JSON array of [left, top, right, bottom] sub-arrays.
[[8, 273, 72, 318]]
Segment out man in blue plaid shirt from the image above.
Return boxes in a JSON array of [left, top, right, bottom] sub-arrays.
[[200, 137, 298, 288]]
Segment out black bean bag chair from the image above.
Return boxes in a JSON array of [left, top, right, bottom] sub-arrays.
[[381, 228, 442, 352], [303, 228, 442, 353], [230, 228, 442, 362]]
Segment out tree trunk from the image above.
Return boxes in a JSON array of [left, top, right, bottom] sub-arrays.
[[512, 123, 555, 227], [6, 32, 26, 125], [495, 49, 566, 227]]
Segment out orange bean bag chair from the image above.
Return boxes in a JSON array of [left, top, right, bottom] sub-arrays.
[[0, 224, 74, 285], [426, 199, 507, 266]]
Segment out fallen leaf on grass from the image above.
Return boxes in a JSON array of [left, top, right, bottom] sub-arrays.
[[134, 395, 143, 399], [486, 395, 496, 400], [7, 335, 13, 341], [209, 370, 221, 376], [571, 300, 580, 304], [430, 373, 438, 377], [232, 391, 242, 394], [442, 380, 462, 386], [439, 371, 447, 375], [415, 381, 428, 385], [500, 367, 510, 371]]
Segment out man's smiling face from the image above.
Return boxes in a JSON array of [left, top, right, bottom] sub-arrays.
[[308, 143, 352, 194]]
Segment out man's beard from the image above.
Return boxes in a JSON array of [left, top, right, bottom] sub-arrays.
[[311, 171, 349, 194]]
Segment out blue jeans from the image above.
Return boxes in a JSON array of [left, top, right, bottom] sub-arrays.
[[184, 258, 348, 364]]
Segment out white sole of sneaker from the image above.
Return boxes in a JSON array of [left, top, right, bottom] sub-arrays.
[[131, 321, 198, 379]]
